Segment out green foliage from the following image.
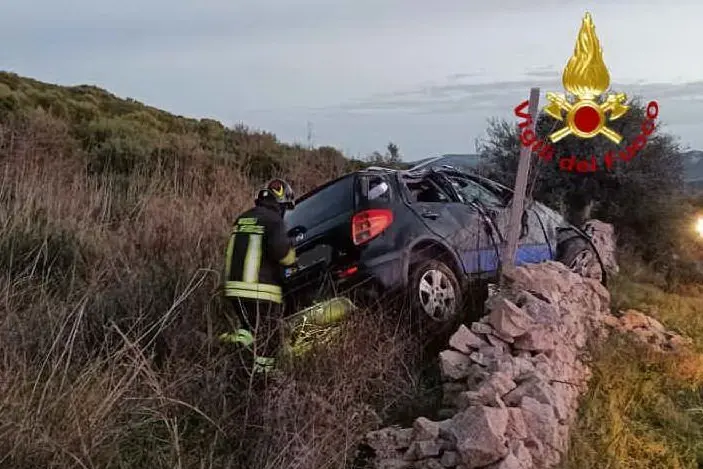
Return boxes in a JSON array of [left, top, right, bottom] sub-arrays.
[[0, 71, 352, 182], [478, 98, 685, 264], [365, 141, 410, 169]]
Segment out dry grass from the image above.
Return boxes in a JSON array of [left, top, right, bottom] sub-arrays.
[[563, 271, 703, 469], [0, 110, 431, 468]]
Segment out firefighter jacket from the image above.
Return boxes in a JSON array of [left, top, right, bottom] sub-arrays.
[[223, 203, 296, 304]]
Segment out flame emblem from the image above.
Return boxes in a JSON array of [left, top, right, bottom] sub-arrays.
[[544, 12, 629, 144]]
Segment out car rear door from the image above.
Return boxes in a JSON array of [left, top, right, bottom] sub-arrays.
[[282, 175, 357, 296], [399, 172, 485, 277]]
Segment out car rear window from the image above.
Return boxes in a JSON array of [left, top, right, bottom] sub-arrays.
[[285, 175, 355, 229]]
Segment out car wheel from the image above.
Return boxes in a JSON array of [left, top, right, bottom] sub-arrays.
[[409, 259, 464, 335], [558, 238, 603, 281]]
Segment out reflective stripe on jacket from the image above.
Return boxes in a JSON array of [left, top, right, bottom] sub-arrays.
[[224, 203, 296, 304]]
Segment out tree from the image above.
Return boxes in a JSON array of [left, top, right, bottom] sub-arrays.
[[477, 98, 686, 264], [387, 142, 401, 163], [365, 141, 404, 168]]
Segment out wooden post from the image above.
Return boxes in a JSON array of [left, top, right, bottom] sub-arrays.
[[501, 87, 540, 276]]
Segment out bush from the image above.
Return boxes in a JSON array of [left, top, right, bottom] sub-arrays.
[[478, 98, 686, 266]]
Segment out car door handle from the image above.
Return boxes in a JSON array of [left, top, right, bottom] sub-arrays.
[[422, 211, 439, 219]]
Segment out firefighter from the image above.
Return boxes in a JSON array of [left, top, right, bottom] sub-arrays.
[[221, 178, 297, 374]]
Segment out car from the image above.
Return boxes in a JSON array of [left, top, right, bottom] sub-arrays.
[[281, 163, 606, 328]]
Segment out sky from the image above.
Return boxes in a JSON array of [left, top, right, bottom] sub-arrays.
[[2, 0, 703, 161]]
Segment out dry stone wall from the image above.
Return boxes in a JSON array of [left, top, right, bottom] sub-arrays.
[[582, 219, 618, 275], [365, 260, 612, 469]]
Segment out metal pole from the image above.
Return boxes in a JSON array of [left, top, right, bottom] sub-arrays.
[[501, 87, 540, 275]]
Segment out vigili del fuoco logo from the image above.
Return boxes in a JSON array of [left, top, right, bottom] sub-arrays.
[[513, 12, 659, 173]]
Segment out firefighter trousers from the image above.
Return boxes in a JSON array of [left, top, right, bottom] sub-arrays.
[[229, 297, 284, 363]]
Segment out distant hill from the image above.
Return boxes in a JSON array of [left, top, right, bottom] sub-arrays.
[[414, 151, 703, 186], [411, 154, 482, 171], [683, 150, 703, 183]]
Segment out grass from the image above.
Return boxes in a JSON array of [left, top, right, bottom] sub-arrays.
[[0, 91, 439, 468], [563, 268, 703, 469]]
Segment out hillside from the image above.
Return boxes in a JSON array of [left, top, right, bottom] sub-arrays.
[[0, 71, 432, 468], [0, 71, 364, 192]]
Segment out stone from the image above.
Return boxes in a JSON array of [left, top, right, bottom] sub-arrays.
[[440, 350, 473, 380], [584, 276, 611, 303], [438, 419, 457, 443], [513, 327, 556, 353], [375, 459, 413, 469], [486, 333, 511, 352], [514, 290, 560, 324], [484, 453, 524, 469], [519, 396, 558, 465], [582, 219, 619, 274], [503, 374, 556, 409], [505, 441, 533, 469], [366, 427, 414, 456], [455, 389, 505, 409], [487, 298, 535, 338], [669, 334, 693, 350], [619, 310, 663, 331], [415, 459, 445, 469], [441, 450, 459, 467], [511, 356, 536, 381], [450, 325, 488, 353], [449, 406, 509, 468], [414, 417, 440, 441], [505, 407, 528, 440], [468, 351, 488, 367], [471, 322, 495, 335], [465, 365, 492, 388], [602, 314, 620, 328], [501, 266, 534, 289], [406, 440, 442, 459]]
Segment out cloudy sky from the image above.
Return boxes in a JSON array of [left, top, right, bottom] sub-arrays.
[[2, 0, 702, 161]]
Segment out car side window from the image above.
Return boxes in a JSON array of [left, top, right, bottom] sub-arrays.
[[450, 176, 504, 208], [405, 177, 451, 203]]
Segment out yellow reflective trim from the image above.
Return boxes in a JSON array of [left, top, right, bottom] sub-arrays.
[[219, 329, 254, 347], [234, 224, 264, 234], [224, 287, 281, 303], [253, 356, 276, 374], [238, 218, 257, 225], [224, 234, 235, 279], [225, 281, 281, 295], [243, 234, 262, 283], [280, 247, 296, 266], [254, 356, 276, 366]]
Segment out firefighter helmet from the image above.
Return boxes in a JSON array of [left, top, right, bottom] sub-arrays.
[[257, 178, 295, 209]]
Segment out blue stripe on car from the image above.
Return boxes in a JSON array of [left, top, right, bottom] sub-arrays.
[[460, 244, 552, 274]]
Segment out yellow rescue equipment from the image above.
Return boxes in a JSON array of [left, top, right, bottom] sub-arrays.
[[219, 297, 357, 370], [282, 296, 357, 359]]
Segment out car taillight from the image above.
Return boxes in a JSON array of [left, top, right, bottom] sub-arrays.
[[352, 209, 393, 245]]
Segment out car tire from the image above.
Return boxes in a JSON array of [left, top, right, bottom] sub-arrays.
[[557, 237, 603, 281], [408, 258, 464, 337]]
